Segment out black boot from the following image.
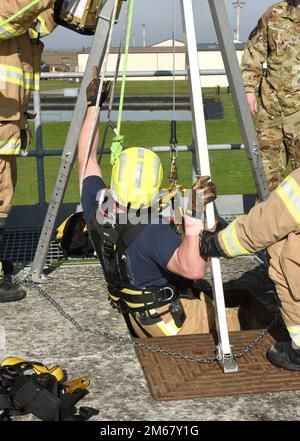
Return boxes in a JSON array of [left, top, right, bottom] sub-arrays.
[[0, 279, 26, 303], [2, 260, 14, 275], [267, 341, 300, 371]]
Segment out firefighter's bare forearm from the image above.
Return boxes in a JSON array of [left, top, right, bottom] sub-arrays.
[[167, 217, 206, 280], [175, 235, 206, 279], [78, 106, 102, 180]]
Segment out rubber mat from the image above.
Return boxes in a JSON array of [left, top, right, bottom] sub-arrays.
[[135, 327, 300, 401]]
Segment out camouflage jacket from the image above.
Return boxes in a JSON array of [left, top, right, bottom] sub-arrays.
[[241, 1, 300, 116]]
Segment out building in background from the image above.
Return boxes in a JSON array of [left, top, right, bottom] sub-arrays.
[[42, 40, 245, 87], [42, 51, 78, 73], [77, 39, 245, 87]]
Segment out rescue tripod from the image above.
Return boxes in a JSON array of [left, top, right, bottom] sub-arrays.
[[29, 0, 269, 374]]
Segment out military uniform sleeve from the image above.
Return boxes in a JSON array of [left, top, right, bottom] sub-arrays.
[[241, 12, 269, 93], [0, 0, 55, 39], [217, 169, 300, 258]]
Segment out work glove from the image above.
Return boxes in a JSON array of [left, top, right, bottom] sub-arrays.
[[184, 176, 216, 236], [200, 230, 228, 258], [185, 176, 216, 219], [86, 66, 111, 108]]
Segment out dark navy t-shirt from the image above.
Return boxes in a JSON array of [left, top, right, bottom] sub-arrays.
[[82, 176, 182, 288]]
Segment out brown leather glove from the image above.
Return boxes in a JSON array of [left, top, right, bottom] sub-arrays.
[[185, 176, 216, 219], [86, 66, 111, 108]]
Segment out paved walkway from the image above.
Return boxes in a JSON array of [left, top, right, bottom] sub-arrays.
[[1, 258, 300, 421]]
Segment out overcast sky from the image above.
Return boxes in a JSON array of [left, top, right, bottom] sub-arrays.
[[44, 0, 277, 51]]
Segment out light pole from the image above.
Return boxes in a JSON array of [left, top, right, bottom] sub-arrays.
[[232, 0, 245, 43], [142, 24, 146, 47]]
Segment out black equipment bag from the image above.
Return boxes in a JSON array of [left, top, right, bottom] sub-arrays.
[[56, 212, 95, 257]]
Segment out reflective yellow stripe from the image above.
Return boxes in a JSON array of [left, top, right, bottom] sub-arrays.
[[149, 309, 180, 336], [276, 175, 300, 225], [1, 65, 23, 75], [30, 28, 39, 39], [0, 64, 24, 87], [109, 292, 180, 334], [0, 76, 23, 88], [0, 138, 21, 154], [0, 24, 13, 38], [0, 16, 22, 39], [220, 219, 251, 257], [30, 15, 51, 39], [0, 65, 39, 91], [25, 72, 40, 91], [287, 325, 300, 347], [36, 16, 48, 37]]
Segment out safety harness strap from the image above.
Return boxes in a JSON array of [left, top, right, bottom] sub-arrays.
[[89, 203, 183, 317], [0, 392, 12, 409], [108, 286, 179, 310], [116, 221, 146, 249], [9, 374, 61, 421]]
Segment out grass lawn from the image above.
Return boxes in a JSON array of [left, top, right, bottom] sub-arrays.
[[40, 80, 81, 90], [15, 84, 257, 206]]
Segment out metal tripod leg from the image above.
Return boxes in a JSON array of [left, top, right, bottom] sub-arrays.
[[180, 0, 238, 373], [30, 0, 117, 283], [208, 0, 269, 202]]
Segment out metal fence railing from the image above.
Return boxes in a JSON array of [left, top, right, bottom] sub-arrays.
[[41, 69, 226, 79]]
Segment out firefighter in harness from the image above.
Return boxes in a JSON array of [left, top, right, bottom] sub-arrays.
[[78, 80, 217, 338]]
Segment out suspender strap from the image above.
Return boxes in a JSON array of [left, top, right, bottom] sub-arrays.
[[116, 221, 146, 248]]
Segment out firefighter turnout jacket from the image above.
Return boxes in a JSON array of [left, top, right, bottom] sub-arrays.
[[0, 1, 56, 154], [201, 168, 300, 344]]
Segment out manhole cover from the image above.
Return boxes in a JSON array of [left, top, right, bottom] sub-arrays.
[[135, 327, 300, 401]]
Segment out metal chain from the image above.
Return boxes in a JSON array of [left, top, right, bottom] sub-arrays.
[[232, 317, 280, 359], [12, 275, 280, 365]]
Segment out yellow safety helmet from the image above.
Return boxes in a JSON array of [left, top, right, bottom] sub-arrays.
[[110, 147, 163, 209]]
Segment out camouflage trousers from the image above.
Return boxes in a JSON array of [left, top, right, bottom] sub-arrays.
[[256, 106, 300, 193]]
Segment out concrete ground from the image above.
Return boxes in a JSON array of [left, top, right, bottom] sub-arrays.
[[1, 257, 300, 421]]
